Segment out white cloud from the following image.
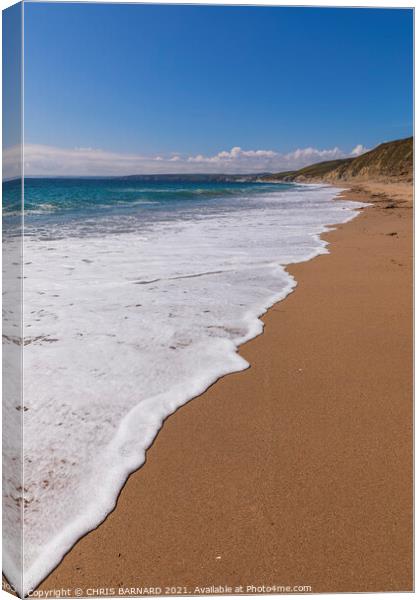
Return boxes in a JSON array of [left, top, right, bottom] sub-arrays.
[[187, 146, 278, 164], [3, 142, 368, 179], [351, 144, 370, 156], [283, 146, 343, 161]]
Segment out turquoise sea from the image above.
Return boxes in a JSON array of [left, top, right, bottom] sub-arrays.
[[4, 177, 294, 238]]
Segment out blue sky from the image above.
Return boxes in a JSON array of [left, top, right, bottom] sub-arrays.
[[16, 3, 414, 174]]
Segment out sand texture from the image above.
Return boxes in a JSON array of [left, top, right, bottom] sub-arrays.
[[34, 182, 413, 595]]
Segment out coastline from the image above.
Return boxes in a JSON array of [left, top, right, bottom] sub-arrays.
[[36, 181, 413, 595]]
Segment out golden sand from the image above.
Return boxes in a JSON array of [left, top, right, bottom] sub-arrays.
[[36, 181, 413, 595]]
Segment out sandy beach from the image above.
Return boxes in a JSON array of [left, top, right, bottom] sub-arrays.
[[35, 181, 413, 595]]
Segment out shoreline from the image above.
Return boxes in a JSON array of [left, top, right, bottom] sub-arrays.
[[34, 180, 413, 595]]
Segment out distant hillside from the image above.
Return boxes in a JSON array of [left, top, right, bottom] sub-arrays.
[[264, 137, 413, 184], [117, 173, 269, 183]]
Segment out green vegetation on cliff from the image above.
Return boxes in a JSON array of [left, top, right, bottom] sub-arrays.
[[264, 137, 413, 183]]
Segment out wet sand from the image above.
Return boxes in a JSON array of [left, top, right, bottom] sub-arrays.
[[36, 182, 413, 595]]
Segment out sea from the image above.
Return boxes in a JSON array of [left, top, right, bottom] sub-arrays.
[[2, 177, 364, 594]]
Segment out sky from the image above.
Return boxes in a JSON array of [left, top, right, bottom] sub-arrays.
[[6, 2, 415, 175]]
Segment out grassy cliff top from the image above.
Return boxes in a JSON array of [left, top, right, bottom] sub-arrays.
[[264, 137, 413, 183]]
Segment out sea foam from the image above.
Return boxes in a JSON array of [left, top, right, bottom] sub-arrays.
[[2, 183, 364, 595]]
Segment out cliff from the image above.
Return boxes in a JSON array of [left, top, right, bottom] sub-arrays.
[[264, 137, 413, 184]]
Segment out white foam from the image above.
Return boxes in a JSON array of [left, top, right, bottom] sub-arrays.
[[3, 184, 364, 595]]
